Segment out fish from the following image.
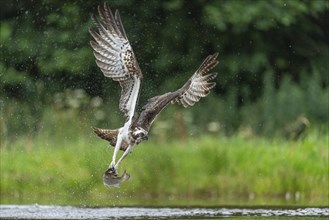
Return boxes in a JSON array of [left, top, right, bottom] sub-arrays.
[[103, 169, 130, 188]]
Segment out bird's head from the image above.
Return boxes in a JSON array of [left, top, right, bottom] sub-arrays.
[[130, 127, 148, 144]]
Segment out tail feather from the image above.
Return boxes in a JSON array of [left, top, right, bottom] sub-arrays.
[[92, 127, 128, 151]]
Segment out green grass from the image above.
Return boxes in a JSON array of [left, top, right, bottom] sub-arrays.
[[1, 125, 328, 207]]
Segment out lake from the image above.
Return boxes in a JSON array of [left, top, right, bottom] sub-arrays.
[[0, 205, 328, 219]]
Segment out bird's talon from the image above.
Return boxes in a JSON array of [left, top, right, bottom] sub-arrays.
[[107, 164, 118, 176]]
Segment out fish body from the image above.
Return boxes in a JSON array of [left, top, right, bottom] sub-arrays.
[[103, 169, 130, 188]]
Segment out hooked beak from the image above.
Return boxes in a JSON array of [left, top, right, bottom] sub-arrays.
[[143, 135, 148, 140]]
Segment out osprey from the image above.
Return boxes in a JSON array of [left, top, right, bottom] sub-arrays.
[[90, 3, 219, 187]]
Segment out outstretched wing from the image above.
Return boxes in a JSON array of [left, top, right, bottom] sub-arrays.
[[171, 53, 218, 107], [89, 3, 142, 122], [134, 53, 219, 132]]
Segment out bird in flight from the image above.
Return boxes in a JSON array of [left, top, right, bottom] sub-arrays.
[[90, 3, 219, 187]]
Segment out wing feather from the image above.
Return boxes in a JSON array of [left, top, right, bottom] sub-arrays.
[[93, 52, 118, 65], [92, 127, 128, 151], [173, 53, 218, 107], [90, 3, 142, 122], [115, 11, 128, 40], [134, 53, 219, 132], [119, 76, 141, 119]]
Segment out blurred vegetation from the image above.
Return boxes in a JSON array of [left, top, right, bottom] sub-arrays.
[[1, 0, 328, 139], [1, 117, 328, 206]]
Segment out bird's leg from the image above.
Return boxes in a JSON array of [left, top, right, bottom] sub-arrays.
[[114, 144, 134, 171], [109, 131, 123, 176]]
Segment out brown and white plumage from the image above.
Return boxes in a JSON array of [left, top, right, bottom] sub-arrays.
[[89, 3, 142, 122], [90, 3, 219, 187], [173, 54, 218, 107], [92, 127, 128, 151], [134, 53, 218, 132]]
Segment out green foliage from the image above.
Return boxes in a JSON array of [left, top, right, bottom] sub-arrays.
[[255, 72, 329, 136], [1, 124, 328, 206]]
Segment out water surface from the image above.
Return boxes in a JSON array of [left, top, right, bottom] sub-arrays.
[[0, 205, 328, 219]]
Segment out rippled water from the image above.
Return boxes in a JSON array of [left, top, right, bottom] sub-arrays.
[[0, 205, 328, 219]]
